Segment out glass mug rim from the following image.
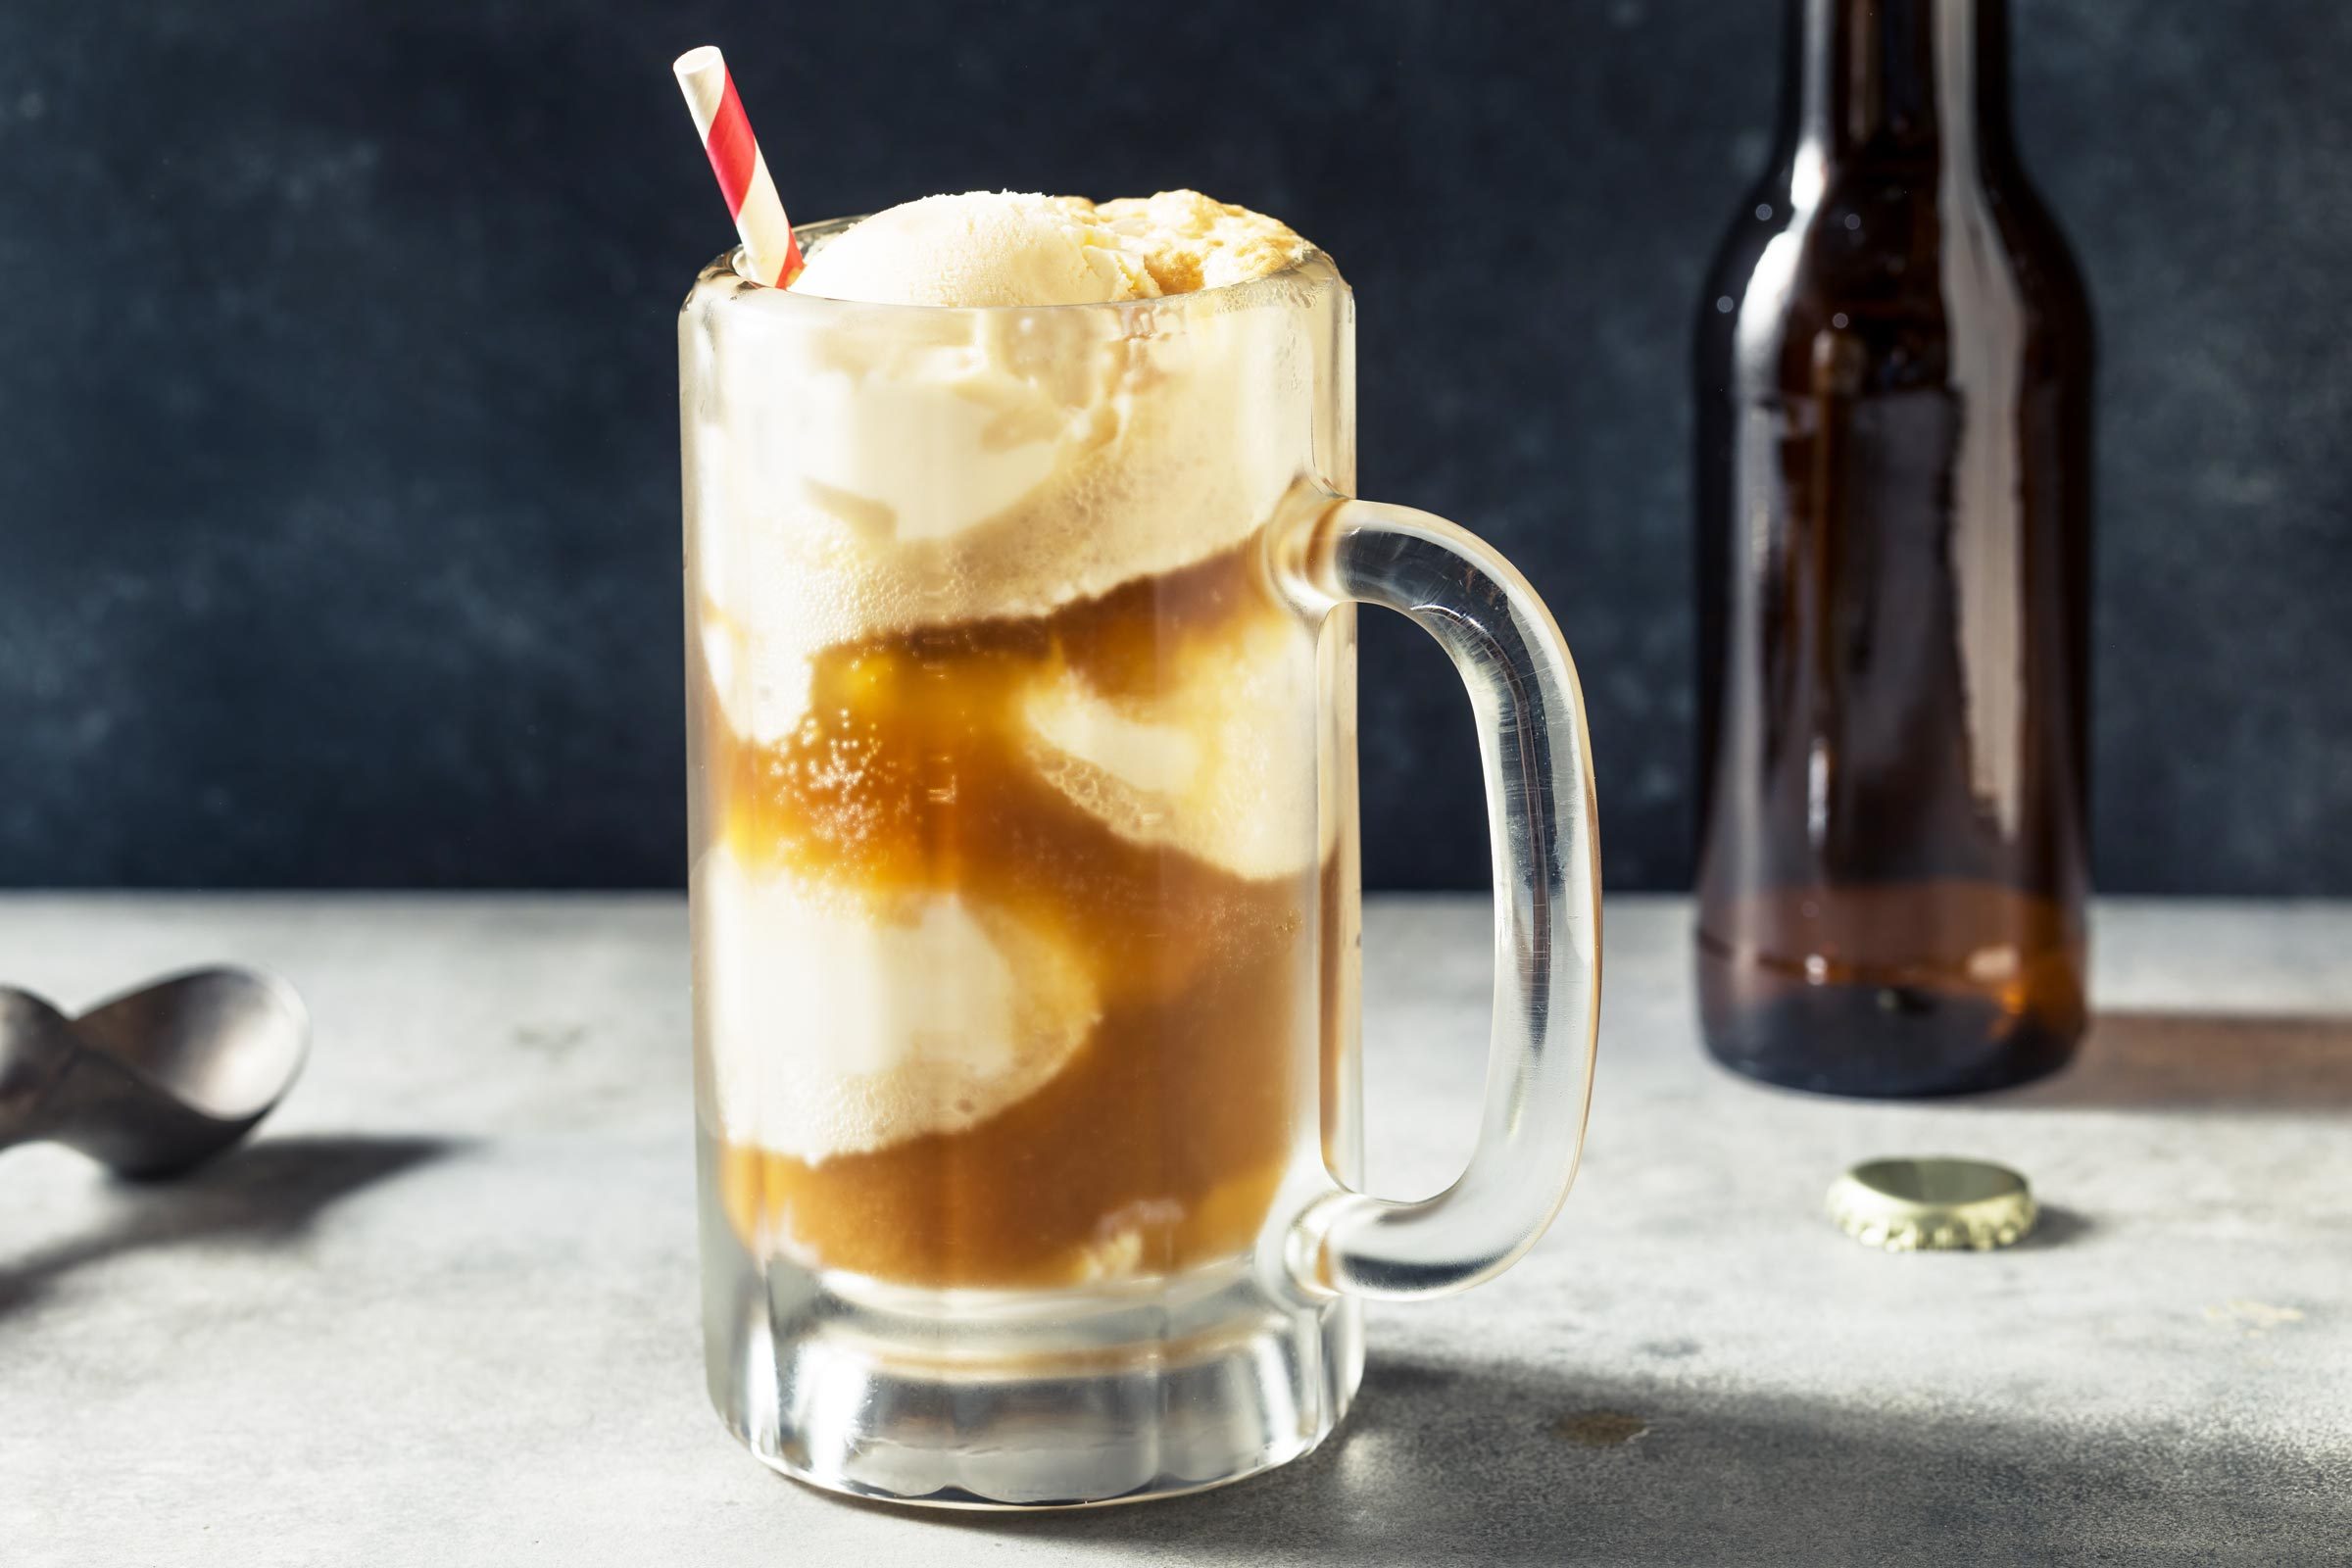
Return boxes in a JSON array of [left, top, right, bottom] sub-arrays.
[[697, 213, 1337, 319]]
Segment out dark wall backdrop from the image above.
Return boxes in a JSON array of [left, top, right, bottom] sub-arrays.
[[2, 0, 2347, 891]]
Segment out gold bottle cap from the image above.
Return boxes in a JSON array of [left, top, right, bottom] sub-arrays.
[[1826, 1157, 2036, 1251]]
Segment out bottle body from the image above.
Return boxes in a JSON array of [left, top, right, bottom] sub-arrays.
[[1694, 0, 2092, 1097]]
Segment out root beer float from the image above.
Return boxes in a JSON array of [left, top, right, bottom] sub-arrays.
[[681, 189, 1351, 1290]]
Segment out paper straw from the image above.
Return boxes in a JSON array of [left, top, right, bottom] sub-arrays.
[[673, 46, 806, 288]]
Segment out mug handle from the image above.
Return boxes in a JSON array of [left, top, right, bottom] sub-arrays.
[[1277, 494, 1601, 1300]]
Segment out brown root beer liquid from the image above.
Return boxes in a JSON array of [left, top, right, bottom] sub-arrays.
[[1692, 0, 2092, 1097], [696, 541, 1322, 1287]]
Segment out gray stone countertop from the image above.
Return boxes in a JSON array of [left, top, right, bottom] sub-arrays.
[[4, 895, 2348, 1565]]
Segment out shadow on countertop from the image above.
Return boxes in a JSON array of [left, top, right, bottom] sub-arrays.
[[815, 1352, 2347, 1564], [2000, 1010, 2352, 1115], [0, 1133, 459, 1319]]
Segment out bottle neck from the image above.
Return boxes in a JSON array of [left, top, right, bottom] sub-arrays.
[[1780, 0, 2012, 182]]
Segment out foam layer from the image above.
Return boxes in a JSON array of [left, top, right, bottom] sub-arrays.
[[1093, 190, 1315, 294], [688, 285, 1316, 684], [685, 192, 1324, 694]]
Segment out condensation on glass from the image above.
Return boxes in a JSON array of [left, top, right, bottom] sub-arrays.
[[1694, 0, 2094, 1098], [680, 222, 1602, 1505]]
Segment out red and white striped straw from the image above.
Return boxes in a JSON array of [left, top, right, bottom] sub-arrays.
[[673, 46, 805, 288]]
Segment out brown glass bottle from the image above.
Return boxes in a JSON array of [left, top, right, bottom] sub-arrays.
[[1694, 0, 2092, 1097]]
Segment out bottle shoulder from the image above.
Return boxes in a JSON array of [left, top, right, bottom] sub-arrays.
[[1981, 160, 2096, 346], [1697, 153, 2091, 395]]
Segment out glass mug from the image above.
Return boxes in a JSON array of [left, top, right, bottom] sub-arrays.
[[680, 220, 1600, 1507]]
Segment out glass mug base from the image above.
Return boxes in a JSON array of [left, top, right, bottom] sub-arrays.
[[700, 1132, 1365, 1506]]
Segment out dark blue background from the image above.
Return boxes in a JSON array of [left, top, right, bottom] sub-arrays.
[[2, 1, 2346, 891]]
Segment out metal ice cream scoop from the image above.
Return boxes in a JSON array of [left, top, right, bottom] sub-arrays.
[[0, 967, 308, 1178]]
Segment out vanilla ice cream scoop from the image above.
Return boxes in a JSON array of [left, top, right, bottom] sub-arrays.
[[1022, 597, 1323, 881], [695, 848, 1101, 1163], [790, 191, 1156, 307], [789, 189, 1308, 309]]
